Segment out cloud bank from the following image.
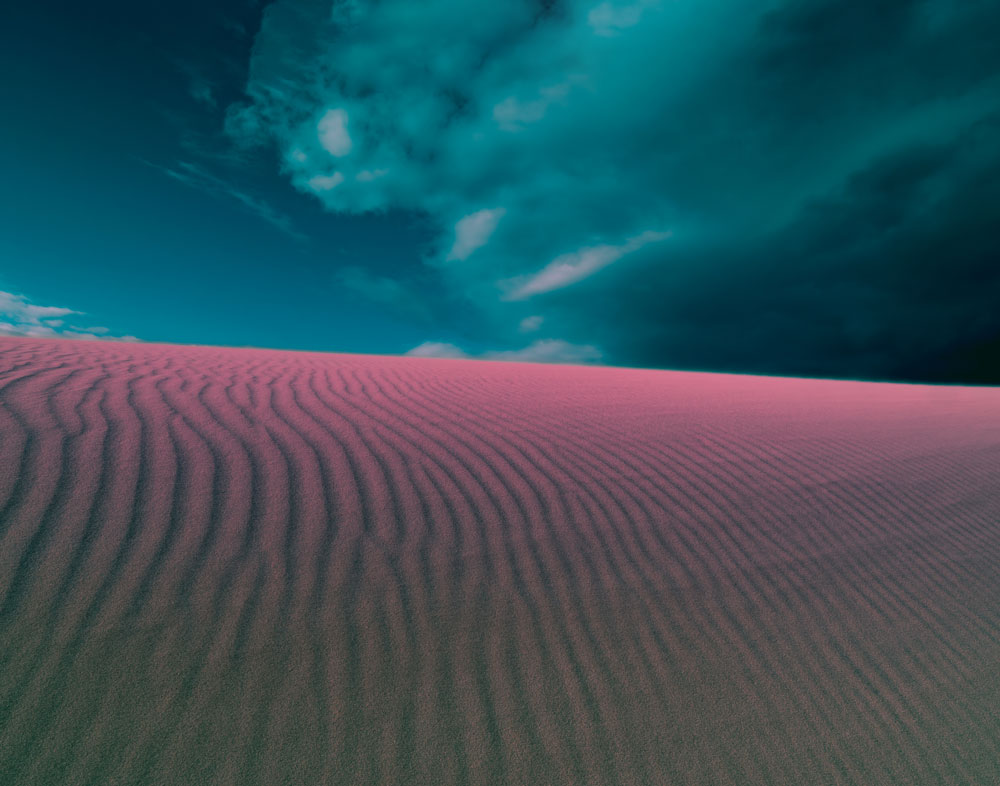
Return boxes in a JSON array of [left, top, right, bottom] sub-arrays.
[[229, 0, 1000, 381]]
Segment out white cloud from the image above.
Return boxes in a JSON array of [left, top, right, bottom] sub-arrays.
[[405, 341, 468, 359], [0, 291, 136, 342], [484, 339, 602, 364], [308, 172, 345, 191], [356, 168, 389, 182], [22, 304, 76, 321], [405, 337, 602, 365], [588, 0, 659, 36], [447, 207, 507, 261], [318, 108, 352, 157], [493, 81, 576, 132], [519, 315, 544, 332], [0, 291, 78, 325], [0, 322, 58, 338], [506, 229, 671, 299]]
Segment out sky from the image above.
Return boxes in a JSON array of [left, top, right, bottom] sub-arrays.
[[2, 0, 999, 382]]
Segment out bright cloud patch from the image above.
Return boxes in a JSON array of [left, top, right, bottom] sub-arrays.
[[406, 338, 601, 364], [484, 339, 602, 364], [519, 315, 544, 332], [588, 0, 660, 36], [405, 341, 468, 359], [493, 82, 576, 132], [507, 230, 671, 299], [447, 208, 507, 261], [0, 291, 136, 341], [317, 108, 352, 157], [308, 172, 345, 191]]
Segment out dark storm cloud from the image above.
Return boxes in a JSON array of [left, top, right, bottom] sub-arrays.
[[585, 110, 1000, 382], [230, 0, 1000, 379]]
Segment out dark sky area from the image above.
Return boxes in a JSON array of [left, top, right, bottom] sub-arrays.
[[2, 0, 999, 382]]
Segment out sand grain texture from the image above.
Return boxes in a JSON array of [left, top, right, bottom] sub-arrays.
[[1, 336, 999, 784]]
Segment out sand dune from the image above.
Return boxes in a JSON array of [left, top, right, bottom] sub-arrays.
[[1, 336, 999, 784]]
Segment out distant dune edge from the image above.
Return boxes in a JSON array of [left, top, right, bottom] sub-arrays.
[[1, 336, 999, 784]]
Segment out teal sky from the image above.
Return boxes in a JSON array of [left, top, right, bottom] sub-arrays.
[[1, 0, 442, 355], [3, 0, 999, 381]]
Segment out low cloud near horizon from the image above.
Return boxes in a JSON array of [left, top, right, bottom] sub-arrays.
[[0, 291, 138, 342], [227, 0, 1000, 382], [407, 339, 602, 365]]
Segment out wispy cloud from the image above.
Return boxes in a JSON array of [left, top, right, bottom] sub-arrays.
[[189, 79, 218, 109], [141, 158, 307, 242], [171, 59, 219, 109], [0, 291, 138, 341], [505, 230, 671, 299]]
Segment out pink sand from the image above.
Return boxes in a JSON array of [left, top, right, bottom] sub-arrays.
[[0, 336, 998, 785]]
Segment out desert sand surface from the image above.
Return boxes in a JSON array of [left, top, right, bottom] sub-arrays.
[[0, 336, 999, 785]]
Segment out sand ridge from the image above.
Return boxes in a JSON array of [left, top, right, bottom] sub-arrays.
[[0, 336, 999, 784]]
